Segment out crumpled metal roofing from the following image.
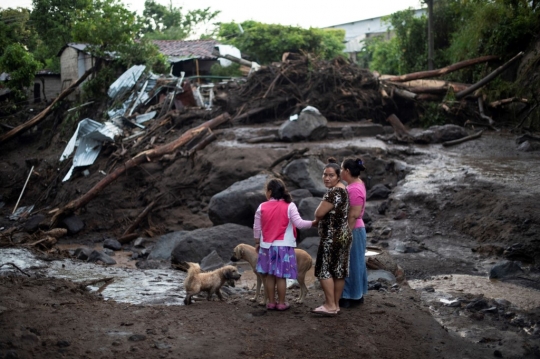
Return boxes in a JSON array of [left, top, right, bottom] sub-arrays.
[[107, 65, 146, 100], [60, 118, 122, 182]]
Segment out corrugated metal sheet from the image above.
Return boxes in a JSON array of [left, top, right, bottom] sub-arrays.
[[107, 65, 146, 100], [60, 118, 121, 182]]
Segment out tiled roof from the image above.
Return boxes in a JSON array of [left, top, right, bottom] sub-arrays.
[[151, 40, 219, 59]]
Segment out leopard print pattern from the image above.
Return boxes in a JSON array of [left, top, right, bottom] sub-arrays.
[[315, 187, 353, 279]]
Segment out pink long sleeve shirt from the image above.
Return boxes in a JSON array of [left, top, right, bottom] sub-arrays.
[[253, 199, 312, 249]]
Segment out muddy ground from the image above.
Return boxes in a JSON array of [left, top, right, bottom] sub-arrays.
[[1, 120, 540, 358]]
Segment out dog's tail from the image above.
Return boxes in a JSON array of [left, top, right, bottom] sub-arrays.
[[172, 261, 199, 272]]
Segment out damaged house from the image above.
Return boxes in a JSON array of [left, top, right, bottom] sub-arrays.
[[151, 39, 241, 78]]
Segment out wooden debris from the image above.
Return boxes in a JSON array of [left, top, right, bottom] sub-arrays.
[[386, 114, 413, 142], [456, 52, 524, 99], [489, 97, 528, 108], [382, 55, 498, 82], [0, 262, 31, 276], [442, 130, 483, 147], [51, 113, 231, 226], [122, 198, 159, 237]]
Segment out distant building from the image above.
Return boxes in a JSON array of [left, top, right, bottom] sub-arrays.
[[324, 8, 426, 63], [0, 70, 61, 103], [57, 43, 100, 93]]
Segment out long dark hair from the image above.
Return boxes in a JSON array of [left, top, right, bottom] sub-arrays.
[[342, 157, 366, 177], [266, 178, 292, 203], [324, 157, 341, 176]]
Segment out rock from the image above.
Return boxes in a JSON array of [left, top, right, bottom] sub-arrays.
[[298, 237, 320, 259], [367, 184, 391, 200], [200, 250, 225, 271], [56, 340, 70, 347], [148, 231, 187, 261], [23, 214, 46, 233], [135, 260, 169, 269], [88, 250, 117, 265], [208, 174, 269, 226], [129, 334, 146, 342], [378, 201, 389, 214], [413, 124, 469, 144], [465, 299, 489, 311], [282, 158, 326, 196], [74, 247, 93, 261], [367, 269, 396, 284], [341, 126, 354, 139], [489, 261, 524, 279], [278, 107, 328, 142], [61, 215, 84, 234], [517, 140, 532, 152], [296, 197, 320, 240], [133, 237, 144, 247], [363, 211, 372, 224], [170, 223, 253, 264], [290, 189, 312, 208], [103, 238, 122, 251], [102, 248, 115, 257]]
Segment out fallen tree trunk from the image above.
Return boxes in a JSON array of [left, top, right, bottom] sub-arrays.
[[51, 113, 231, 226], [456, 52, 524, 99], [0, 67, 94, 144], [382, 55, 498, 82], [442, 130, 483, 147]]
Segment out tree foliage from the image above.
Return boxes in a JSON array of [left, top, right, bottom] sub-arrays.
[[0, 7, 38, 55], [217, 21, 345, 64], [0, 43, 40, 99], [141, 0, 220, 40]]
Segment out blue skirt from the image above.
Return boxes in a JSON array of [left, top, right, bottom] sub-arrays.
[[256, 246, 297, 279], [342, 227, 368, 299]]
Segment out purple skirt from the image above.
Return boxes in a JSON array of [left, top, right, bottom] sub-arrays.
[[256, 246, 297, 279]]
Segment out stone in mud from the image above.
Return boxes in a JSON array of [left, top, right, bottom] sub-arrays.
[[170, 223, 253, 264], [489, 261, 524, 279], [413, 124, 468, 144], [367, 269, 396, 284], [73, 247, 93, 261], [297, 197, 321, 240], [23, 214, 46, 233], [290, 189, 312, 208], [62, 215, 84, 234], [208, 174, 269, 227], [282, 158, 326, 196], [200, 250, 224, 272], [88, 250, 117, 265], [103, 238, 122, 251], [278, 108, 328, 142], [147, 231, 187, 260], [367, 184, 391, 200], [298, 237, 320, 259]]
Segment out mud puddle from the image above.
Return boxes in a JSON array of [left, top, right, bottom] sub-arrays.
[[0, 248, 187, 305]]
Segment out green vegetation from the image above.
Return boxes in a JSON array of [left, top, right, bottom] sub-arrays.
[[0, 43, 40, 100], [210, 63, 243, 77], [217, 21, 346, 64]]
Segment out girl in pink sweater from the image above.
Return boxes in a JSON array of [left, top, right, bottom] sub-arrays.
[[253, 179, 317, 311]]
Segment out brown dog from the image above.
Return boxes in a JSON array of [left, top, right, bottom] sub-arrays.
[[182, 262, 242, 305], [230, 244, 313, 304]]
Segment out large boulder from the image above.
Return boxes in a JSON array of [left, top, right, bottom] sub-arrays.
[[413, 124, 468, 144], [282, 158, 326, 196], [171, 223, 253, 264], [147, 231, 187, 260], [208, 174, 269, 226], [290, 189, 312, 208], [278, 107, 328, 142], [297, 197, 321, 240]]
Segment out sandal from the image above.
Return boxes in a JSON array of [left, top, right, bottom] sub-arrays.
[[276, 302, 290, 311], [266, 303, 277, 310], [311, 305, 337, 316]]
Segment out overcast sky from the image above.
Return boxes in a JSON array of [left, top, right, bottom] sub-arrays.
[[8, 0, 423, 28]]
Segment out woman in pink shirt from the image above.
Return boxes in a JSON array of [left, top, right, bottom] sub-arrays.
[[253, 179, 316, 311], [339, 157, 368, 308]]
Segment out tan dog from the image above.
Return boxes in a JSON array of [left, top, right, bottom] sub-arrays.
[[230, 244, 313, 304], [182, 262, 242, 305]]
